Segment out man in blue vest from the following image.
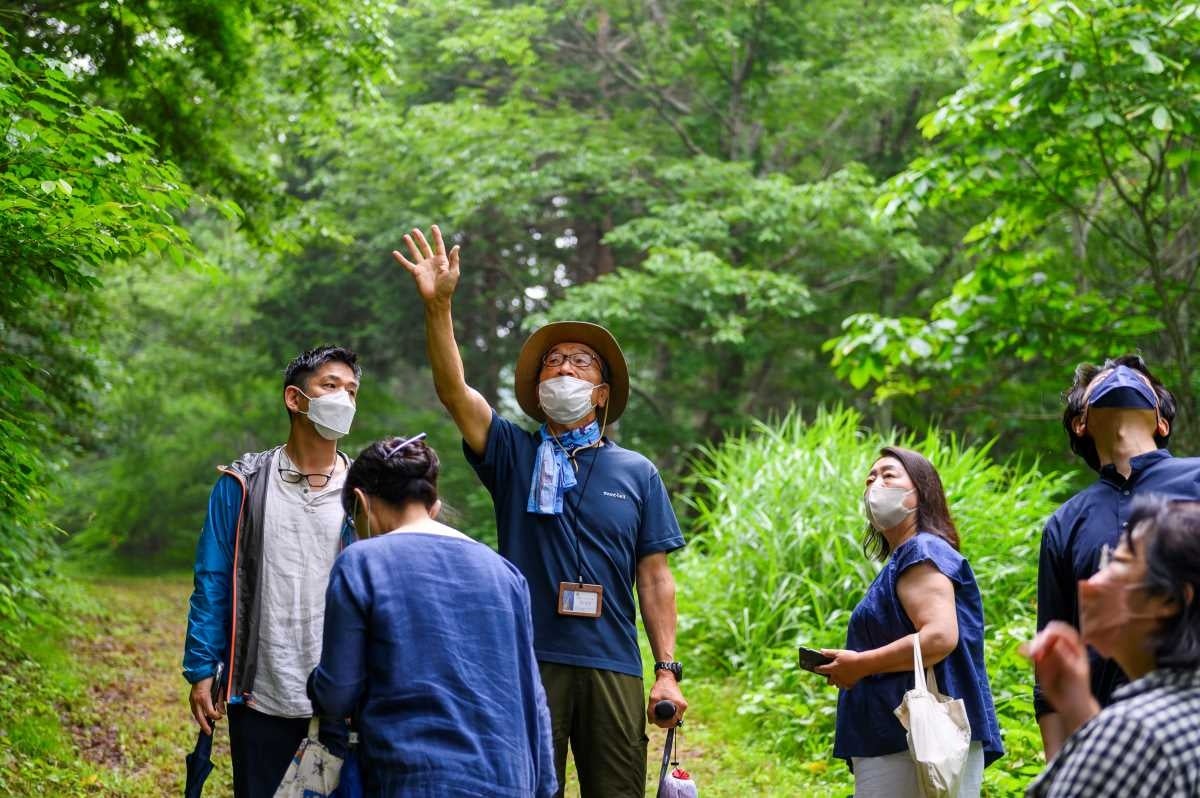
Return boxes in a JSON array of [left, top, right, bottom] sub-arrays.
[[395, 225, 688, 797], [1035, 354, 1200, 758]]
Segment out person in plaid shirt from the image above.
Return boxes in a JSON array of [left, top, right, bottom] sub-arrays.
[[1025, 496, 1200, 797]]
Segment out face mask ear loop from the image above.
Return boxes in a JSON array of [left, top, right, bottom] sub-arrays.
[[289, 385, 310, 417], [354, 492, 372, 539]]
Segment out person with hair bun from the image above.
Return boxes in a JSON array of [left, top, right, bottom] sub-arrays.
[[308, 434, 556, 798], [818, 446, 1003, 796]]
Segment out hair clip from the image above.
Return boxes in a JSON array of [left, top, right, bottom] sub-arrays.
[[383, 432, 427, 459]]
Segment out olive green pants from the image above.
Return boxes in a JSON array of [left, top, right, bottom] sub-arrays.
[[538, 661, 648, 798]]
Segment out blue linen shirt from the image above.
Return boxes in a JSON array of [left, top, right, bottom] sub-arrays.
[[465, 411, 685, 678], [1035, 448, 1200, 716], [833, 532, 1004, 766], [309, 532, 556, 798]]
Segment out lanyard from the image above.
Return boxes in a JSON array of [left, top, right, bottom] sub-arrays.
[[552, 441, 601, 583]]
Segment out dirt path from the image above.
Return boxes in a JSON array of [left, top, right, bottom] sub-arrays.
[[64, 575, 233, 797]]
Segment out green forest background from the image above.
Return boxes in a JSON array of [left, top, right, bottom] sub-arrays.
[[2, 0, 1199, 795]]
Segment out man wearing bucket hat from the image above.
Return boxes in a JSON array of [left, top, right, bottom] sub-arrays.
[[1035, 354, 1200, 758], [394, 225, 687, 797]]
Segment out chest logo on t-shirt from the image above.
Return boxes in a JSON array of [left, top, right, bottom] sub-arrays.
[[602, 490, 628, 500]]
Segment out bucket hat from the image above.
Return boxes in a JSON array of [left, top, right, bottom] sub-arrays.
[[514, 321, 629, 423]]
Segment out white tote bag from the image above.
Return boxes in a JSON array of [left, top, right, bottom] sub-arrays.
[[273, 717, 345, 798], [892, 633, 972, 798]]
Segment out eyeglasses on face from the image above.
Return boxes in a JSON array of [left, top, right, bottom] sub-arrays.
[[542, 351, 600, 370]]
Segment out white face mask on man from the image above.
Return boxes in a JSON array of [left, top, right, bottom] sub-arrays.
[[537, 376, 599, 425], [297, 388, 356, 440]]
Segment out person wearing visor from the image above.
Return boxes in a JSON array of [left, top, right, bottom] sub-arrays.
[[1025, 496, 1200, 796], [394, 226, 687, 798], [182, 345, 361, 797], [308, 434, 556, 796], [1035, 355, 1200, 758]]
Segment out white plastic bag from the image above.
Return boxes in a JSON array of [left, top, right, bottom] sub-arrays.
[[273, 718, 345, 798], [892, 633, 972, 798], [659, 766, 698, 798]]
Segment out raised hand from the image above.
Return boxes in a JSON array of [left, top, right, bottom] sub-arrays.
[[1022, 621, 1097, 728], [393, 225, 460, 305]]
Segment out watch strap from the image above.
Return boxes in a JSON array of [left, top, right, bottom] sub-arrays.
[[653, 660, 683, 681]]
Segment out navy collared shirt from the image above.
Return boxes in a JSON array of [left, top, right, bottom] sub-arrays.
[[1034, 449, 1200, 716], [465, 411, 685, 678]]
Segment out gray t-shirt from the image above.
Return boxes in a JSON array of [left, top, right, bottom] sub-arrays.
[[251, 449, 347, 718]]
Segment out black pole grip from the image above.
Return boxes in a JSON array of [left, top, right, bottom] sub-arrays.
[[653, 700, 677, 721]]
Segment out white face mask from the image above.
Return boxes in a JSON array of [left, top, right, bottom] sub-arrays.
[[298, 388, 356, 440], [864, 484, 916, 531], [538, 376, 598, 425]]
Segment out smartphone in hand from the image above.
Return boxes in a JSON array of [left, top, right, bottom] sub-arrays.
[[798, 646, 834, 673]]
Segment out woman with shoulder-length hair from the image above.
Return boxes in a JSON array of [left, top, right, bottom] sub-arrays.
[[816, 446, 1004, 797], [1026, 496, 1200, 797], [308, 434, 556, 797]]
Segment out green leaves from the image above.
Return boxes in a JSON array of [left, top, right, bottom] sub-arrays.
[[833, 0, 1200, 452], [1151, 104, 1172, 130], [0, 32, 200, 617]]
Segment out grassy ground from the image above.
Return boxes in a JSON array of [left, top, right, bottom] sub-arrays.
[[0, 575, 234, 796], [0, 574, 836, 796]]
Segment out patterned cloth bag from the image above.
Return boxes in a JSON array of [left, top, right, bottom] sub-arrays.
[[273, 718, 345, 798]]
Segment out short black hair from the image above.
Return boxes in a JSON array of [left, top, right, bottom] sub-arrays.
[[342, 436, 439, 517], [1062, 354, 1176, 472], [1123, 496, 1200, 667], [284, 345, 361, 393]]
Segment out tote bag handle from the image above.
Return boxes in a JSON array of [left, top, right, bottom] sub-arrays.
[[911, 633, 940, 695]]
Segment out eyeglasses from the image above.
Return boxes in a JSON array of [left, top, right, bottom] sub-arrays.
[[542, 351, 601, 370], [278, 451, 336, 489], [383, 432, 427, 458]]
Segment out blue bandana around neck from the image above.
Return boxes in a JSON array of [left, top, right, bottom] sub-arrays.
[[527, 421, 602, 515]]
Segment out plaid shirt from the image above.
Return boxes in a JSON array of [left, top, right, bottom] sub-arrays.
[[1028, 666, 1200, 797]]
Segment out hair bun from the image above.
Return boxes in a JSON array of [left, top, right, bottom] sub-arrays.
[[343, 437, 441, 515], [394, 447, 430, 475]]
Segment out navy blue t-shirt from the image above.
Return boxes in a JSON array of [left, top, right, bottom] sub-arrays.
[[833, 532, 1004, 766], [1035, 449, 1200, 716], [465, 411, 685, 678]]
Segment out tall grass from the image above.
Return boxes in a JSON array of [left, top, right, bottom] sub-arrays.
[[676, 407, 1070, 793]]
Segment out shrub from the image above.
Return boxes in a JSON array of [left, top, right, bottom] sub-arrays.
[[676, 406, 1068, 791]]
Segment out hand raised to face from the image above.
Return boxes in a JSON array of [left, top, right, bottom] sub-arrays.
[[393, 225, 461, 305]]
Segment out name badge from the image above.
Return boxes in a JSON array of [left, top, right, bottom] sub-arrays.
[[557, 582, 603, 618]]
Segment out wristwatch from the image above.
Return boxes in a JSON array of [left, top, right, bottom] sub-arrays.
[[654, 660, 683, 682]]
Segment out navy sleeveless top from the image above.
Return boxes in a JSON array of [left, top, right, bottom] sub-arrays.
[[832, 532, 1004, 766]]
